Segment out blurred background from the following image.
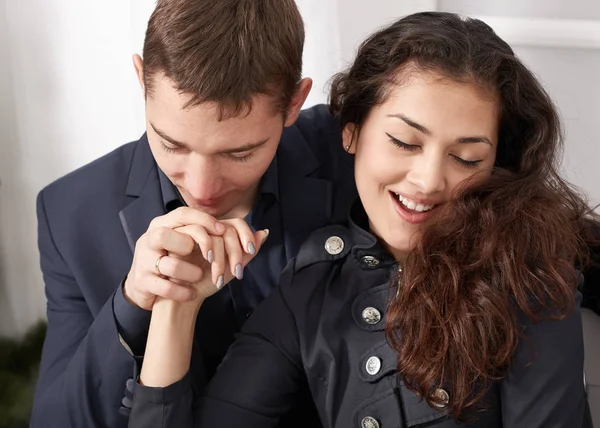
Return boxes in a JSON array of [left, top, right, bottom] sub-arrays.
[[0, 0, 599, 346]]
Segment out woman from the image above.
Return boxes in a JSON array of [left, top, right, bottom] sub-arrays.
[[128, 12, 594, 427]]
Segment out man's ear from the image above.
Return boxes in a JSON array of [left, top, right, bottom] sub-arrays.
[[283, 78, 313, 127], [132, 54, 145, 96], [342, 122, 358, 154]]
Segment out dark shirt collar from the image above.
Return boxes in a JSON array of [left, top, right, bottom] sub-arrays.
[[157, 155, 280, 212], [157, 167, 184, 212]]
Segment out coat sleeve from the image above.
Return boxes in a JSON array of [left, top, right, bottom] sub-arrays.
[[128, 261, 307, 428], [499, 282, 588, 427], [31, 190, 140, 428]]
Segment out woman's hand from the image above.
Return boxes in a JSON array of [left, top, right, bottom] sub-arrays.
[[168, 219, 269, 304], [139, 220, 269, 388]]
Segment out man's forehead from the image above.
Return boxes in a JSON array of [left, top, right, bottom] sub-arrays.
[[148, 74, 282, 121], [147, 106, 283, 153]]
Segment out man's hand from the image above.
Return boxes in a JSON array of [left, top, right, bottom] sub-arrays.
[[123, 207, 259, 310]]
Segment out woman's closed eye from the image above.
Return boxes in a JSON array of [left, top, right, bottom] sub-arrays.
[[386, 133, 419, 151], [386, 133, 483, 168], [451, 155, 482, 169]]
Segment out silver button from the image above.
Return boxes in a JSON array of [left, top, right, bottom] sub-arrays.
[[324, 236, 344, 255], [361, 416, 380, 428], [431, 388, 450, 408], [361, 307, 381, 325], [361, 255, 380, 267], [365, 356, 381, 375]]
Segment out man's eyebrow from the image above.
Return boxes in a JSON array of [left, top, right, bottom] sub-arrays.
[[218, 139, 269, 155], [150, 123, 189, 149], [151, 122, 270, 153]]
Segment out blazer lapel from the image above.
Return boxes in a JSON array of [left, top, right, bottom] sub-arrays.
[[278, 126, 333, 262], [118, 134, 166, 253]]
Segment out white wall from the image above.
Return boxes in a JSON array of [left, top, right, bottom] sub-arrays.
[[439, 0, 600, 20], [300, 0, 437, 105], [436, 1, 600, 206], [0, 0, 599, 337]]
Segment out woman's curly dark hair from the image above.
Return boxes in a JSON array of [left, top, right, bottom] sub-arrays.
[[330, 11, 597, 420]]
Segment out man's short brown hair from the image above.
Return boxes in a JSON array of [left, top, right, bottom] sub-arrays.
[[143, 0, 304, 118]]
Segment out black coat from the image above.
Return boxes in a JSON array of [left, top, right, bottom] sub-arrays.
[[129, 201, 591, 428]]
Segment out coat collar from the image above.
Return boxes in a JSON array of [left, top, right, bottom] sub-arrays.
[[119, 134, 164, 252]]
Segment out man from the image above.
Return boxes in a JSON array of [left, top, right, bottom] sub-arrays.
[[30, 1, 356, 427]]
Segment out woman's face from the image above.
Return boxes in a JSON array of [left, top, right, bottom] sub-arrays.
[[345, 71, 499, 260]]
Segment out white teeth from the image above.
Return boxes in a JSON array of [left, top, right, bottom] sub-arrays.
[[395, 193, 435, 212]]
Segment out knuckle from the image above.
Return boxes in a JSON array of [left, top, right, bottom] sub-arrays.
[[184, 240, 196, 255], [152, 227, 170, 247], [189, 224, 208, 236], [197, 231, 211, 247], [172, 206, 191, 217], [148, 214, 165, 229]]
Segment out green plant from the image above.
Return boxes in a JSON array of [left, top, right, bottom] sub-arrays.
[[0, 321, 46, 428]]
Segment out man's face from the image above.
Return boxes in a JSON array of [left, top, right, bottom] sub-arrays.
[[143, 73, 294, 218]]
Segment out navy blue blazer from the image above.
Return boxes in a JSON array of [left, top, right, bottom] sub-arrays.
[[30, 105, 357, 428]]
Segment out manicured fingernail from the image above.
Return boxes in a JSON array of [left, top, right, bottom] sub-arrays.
[[215, 222, 225, 234], [235, 263, 243, 280], [247, 242, 256, 255], [215, 275, 224, 289], [262, 229, 270, 243], [207, 250, 214, 264]]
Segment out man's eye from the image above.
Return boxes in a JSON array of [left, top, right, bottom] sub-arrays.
[[228, 152, 256, 163], [160, 141, 178, 153]]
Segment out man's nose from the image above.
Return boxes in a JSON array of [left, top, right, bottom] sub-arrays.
[[184, 160, 222, 201]]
